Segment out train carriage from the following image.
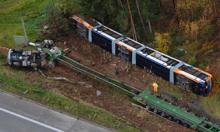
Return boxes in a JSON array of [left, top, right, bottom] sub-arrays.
[[115, 37, 144, 62], [136, 47, 171, 81], [71, 15, 213, 96], [71, 16, 100, 41], [92, 25, 123, 52], [174, 64, 212, 95]]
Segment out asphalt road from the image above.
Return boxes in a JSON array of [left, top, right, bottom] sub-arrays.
[[0, 107, 59, 132], [0, 92, 111, 132]]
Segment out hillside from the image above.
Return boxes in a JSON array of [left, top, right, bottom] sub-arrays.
[[0, 0, 48, 47]]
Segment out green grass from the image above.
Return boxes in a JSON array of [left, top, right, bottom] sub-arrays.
[[0, 0, 48, 47], [0, 57, 140, 132], [201, 94, 220, 118]]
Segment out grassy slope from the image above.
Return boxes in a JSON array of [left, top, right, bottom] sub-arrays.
[[0, 1, 140, 131], [0, 0, 47, 47]]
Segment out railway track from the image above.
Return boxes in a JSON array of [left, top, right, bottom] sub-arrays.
[[57, 55, 140, 96], [56, 55, 220, 132]]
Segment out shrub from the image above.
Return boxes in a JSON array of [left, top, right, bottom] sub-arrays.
[[198, 23, 216, 42], [171, 48, 185, 58], [154, 32, 171, 53], [56, 0, 81, 15], [171, 35, 185, 46], [188, 56, 197, 66], [40, 1, 69, 40]]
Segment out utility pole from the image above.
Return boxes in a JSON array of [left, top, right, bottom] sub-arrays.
[[21, 17, 28, 44]]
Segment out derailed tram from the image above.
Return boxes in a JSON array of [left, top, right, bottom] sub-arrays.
[[71, 15, 213, 96]]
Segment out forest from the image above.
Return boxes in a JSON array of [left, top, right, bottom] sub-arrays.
[[53, 0, 219, 66]]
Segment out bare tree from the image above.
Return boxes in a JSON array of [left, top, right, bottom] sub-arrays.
[[117, 0, 124, 9], [135, 0, 148, 40], [126, 0, 138, 40]]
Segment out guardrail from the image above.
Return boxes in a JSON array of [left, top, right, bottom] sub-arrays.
[[57, 55, 140, 96]]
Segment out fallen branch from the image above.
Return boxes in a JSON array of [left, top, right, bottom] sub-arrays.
[[38, 69, 75, 84]]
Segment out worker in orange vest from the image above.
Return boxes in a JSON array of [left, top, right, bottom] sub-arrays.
[[152, 82, 159, 93]]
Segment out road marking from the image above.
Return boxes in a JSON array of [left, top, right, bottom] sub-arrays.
[[0, 107, 64, 132]]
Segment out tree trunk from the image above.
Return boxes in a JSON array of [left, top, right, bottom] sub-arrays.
[[126, 0, 138, 41], [135, 0, 148, 40], [148, 20, 152, 33], [174, 0, 180, 26], [172, 0, 176, 9], [117, 0, 124, 9]]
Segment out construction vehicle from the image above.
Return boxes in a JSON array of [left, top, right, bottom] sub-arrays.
[[7, 40, 62, 69], [7, 49, 46, 68]]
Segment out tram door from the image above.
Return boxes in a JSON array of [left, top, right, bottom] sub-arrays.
[[175, 74, 191, 91], [118, 46, 130, 61], [76, 23, 88, 38]]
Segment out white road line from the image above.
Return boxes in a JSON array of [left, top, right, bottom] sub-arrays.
[[0, 107, 64, 132]]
